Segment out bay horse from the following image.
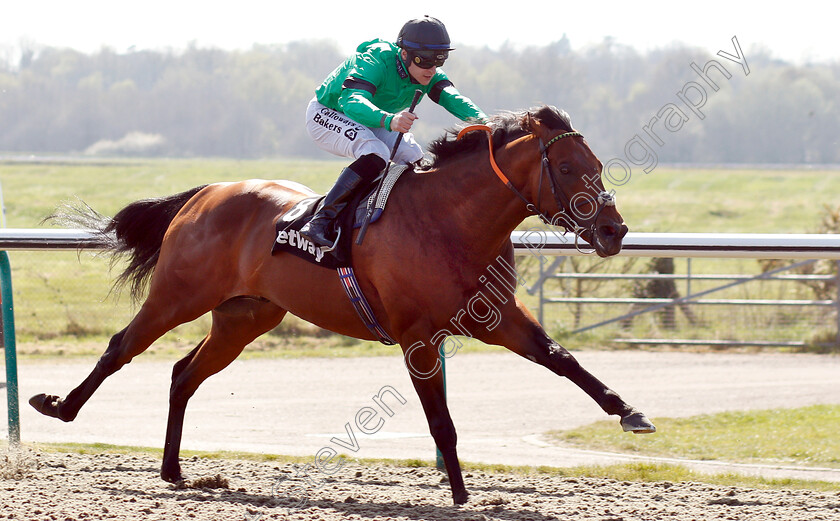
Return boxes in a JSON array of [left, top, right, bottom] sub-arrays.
[[30, 106, 654, 505]]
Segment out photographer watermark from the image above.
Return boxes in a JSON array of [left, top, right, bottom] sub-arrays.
[[605, 36, 749, 186], [244, 385, 407, 520], [403, 213, 579, 379], [247, 36, 751, 519]]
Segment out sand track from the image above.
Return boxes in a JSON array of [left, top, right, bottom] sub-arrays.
[[3, 350, 840, 519], [3, 449, 839, 521]]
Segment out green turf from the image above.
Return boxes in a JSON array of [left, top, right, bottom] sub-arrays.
[[549, 404, 840, 468]]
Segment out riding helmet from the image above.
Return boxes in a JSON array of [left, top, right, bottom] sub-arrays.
[[397, 16, 454, 51]]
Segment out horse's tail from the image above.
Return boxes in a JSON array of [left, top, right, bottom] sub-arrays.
[[48, 185, 208, 301]]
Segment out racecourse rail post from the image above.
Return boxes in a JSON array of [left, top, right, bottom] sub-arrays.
[[435, 346, 446, 470], [1, 251, 20, 447], [836, 260, 840, 347]]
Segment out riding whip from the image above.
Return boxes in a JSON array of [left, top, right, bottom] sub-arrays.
[[355, 89, 423, 246]]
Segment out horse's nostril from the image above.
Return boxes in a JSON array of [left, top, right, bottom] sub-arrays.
[[598, 222, 628, 240], [599, 224, 617, 237], [619, 223, 629, 239]]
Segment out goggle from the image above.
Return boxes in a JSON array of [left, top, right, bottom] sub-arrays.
[[409, 50, 448, 69]]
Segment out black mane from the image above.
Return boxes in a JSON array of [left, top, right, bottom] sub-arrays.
[[426, 105, 573, 168]]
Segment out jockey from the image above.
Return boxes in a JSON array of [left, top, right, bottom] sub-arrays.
[[300, 15, 487, 251]]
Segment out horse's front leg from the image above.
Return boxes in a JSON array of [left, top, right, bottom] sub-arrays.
[[400, 334, 468, 505], [484, 299, 655, 433]]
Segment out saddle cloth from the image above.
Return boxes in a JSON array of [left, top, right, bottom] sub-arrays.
[[271, 164, 410, 269]]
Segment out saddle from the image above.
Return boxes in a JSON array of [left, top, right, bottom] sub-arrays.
[[271, 164, 411, 269]]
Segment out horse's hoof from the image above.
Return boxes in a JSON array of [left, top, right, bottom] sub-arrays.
[[161, 468, 185, 484], [621, 410, 656, 434], [29, 393, 70, 421], [452, 490, 469, 505]]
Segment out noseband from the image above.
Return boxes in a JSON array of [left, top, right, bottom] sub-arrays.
[[457, 124, 615, 250]]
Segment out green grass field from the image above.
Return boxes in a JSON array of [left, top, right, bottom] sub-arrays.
[[608, 166, 840, 234], [3, 160, 837, 238], [1, 159, 839, 356], [549, 404, 840, 469]]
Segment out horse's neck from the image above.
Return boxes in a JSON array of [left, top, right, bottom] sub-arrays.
[[409, 148, 533, 255]]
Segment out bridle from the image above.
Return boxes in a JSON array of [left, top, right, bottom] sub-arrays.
[[457, 124, 615, 251]]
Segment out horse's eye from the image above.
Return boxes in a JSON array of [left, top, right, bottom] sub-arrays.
[[559, 165, 570, 175]]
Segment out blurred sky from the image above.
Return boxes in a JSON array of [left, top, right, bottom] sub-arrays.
[[1, 1, 835, 64]]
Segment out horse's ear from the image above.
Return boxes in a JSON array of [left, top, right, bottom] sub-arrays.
[[522, 111, 549, 138]]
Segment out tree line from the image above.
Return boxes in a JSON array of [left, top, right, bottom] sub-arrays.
[[1, 38, 838, 163]]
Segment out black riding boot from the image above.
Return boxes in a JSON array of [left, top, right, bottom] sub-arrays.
[[299, 166, 364, 250]]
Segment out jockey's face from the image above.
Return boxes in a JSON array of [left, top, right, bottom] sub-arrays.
[[401, 50, 436, 85]]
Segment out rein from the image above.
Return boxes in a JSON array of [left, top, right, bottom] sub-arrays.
[[457, 124, 615, 250], [457, 124, 539, 218]]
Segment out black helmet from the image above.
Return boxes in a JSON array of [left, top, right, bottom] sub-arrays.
[[397, 16, 453, 51]]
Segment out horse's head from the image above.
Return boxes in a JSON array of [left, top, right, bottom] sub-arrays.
[[439, 106, 627, 256], [521, 107, 628, 257]]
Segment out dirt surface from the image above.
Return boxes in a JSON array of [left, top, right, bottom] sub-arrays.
[[3, 448, 840, 521], [3, 351, 840, 519], [7, 351, 840, 483]]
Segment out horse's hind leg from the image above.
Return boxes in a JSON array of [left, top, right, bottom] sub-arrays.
[[29, 287, 214, 422], [161, 297, 286, 483]]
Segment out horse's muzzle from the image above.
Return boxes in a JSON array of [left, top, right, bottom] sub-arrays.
[[592, 220, 628, 257]]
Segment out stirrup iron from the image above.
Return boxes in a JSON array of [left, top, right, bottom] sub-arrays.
[[318, 228, 341, 253]]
